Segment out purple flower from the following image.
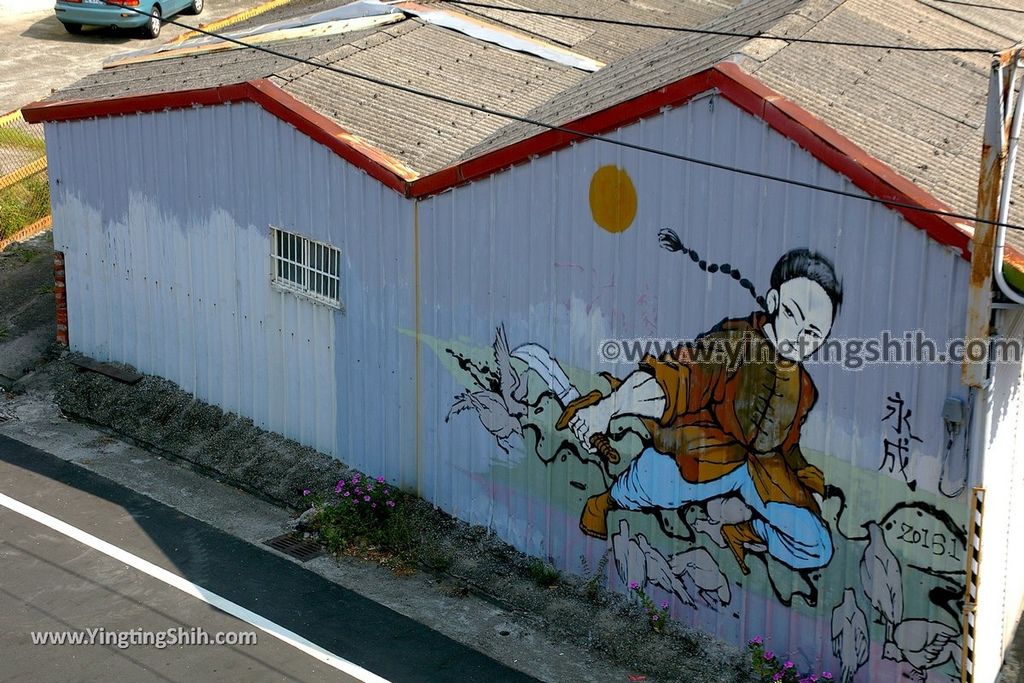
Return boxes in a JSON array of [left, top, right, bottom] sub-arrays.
[[302, 488, 311, 496], [352, 475, 361, 483], [343, 491, 350, 497], [784, 661, 794, 669], [377, 476, 385, 483], [772, 674, 782, 682], [660, 601, 669, 610], [363, 495, 371, 501], [354, 487, 363, 495], [351, 498, 359, 504], [764, 650, 774, 661], [334, 480, 345, 493], [371, 503, 377, 508], [629, 581, 639, 590], [821, 674, 833, 680], [386, 500, 396, 507], [651, 615, 659, 622], [750, 636, 763, 645]]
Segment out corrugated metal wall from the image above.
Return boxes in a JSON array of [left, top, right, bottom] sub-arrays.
[[47, 90, 983, 681], [974, 309, 1024, 683], [415, 91, 974, 681], [45, 102, 417, 480]]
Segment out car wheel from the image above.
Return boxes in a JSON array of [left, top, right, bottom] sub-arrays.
[[62, 22, 83, 34], [142, 5, 161, 39], [185, 0, 203, 15]]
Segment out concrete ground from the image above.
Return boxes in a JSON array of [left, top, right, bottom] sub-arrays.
[[0, 365, 636, 682], [0, 233, 57, 388], [0, 434, 546, 682], [0, 0, 260, 114]]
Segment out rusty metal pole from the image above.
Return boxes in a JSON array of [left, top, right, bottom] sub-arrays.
[[963, 51, 1016, 388]]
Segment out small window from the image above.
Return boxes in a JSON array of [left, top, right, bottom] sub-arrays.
[[271, 227, 341, 308]]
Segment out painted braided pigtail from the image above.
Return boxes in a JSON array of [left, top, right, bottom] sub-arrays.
[[657, 228, 767, 311]]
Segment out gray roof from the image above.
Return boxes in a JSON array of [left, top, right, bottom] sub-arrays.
[[46, 0, 1024, 252], [740, 0, 1024, 251], [49, 0, 745, 174]]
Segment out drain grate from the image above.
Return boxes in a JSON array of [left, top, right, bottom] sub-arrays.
[[263, 532, 324, 562]]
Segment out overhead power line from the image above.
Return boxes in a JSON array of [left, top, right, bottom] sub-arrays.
[[95, 2, 1024, 232], [447, 0, 1001, 53]]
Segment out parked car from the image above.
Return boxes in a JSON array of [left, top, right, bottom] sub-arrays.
[[54, 0, 203, 39]]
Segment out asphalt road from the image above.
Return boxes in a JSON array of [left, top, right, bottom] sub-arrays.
[[0, 0, 260, 114], [0, 434, 540, 683]]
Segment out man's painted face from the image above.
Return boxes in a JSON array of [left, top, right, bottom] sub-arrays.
[[766, 277, 834, 362]]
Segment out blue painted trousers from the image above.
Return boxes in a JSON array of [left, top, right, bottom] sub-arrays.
[[609, 447, 833, 570]]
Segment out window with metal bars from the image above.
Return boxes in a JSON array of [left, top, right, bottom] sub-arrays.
[[270, 227, 341, 308]]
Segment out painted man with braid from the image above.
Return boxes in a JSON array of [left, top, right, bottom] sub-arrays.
[[565, 238, 841, 573]]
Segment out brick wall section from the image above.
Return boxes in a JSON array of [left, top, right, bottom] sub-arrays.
[[53, 249, 68, 346]]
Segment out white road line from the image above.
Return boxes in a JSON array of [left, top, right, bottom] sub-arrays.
[[0, 491, 390, 683]]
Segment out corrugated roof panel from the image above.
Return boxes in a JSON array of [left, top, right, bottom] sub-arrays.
[[280, 22, 586, 173]]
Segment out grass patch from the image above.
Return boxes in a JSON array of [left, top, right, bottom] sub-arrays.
[[528, 558, 561, 588], [0, 174, 50, 241], [0, 127, 46, 154], [580, 551, 610, 602]]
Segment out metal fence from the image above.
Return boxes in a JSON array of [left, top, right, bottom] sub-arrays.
[[0, 108, 50, 247]]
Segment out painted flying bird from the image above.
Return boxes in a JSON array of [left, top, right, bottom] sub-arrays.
[[636, 532, 698, 608], [882, 618, 961, 681], [668, 546, 731, 608], [492, 323, 528, 412], [693, 497, 753, 548], [831, 588, 870, 683], [611, 518, 649, 594], [446, 324, 527, 453], [860, 521, 903, 642]]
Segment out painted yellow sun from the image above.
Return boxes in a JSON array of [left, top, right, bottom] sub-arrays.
[[589, 165, 637, 233]]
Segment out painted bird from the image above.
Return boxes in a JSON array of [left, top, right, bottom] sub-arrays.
[[882, 618, 961, 681], [446, 325, 527, 453], [611, 518, 648, 593], [668, 547, 731, 608], [636, 532, 697, 608], [860, 521, 903, 641], [693, 496, 753, 548], [831, 587, 870, 683]]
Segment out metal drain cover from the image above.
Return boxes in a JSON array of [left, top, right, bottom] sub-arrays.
[[263, 532, 324, 562]]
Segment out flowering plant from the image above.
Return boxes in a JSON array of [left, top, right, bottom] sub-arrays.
[[629, 582, 670, 633], [747, 637, 832, 683], [303, 474, 401, 552]]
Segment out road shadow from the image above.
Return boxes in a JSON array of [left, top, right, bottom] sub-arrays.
[[21, 13, 140, 44], [0, 435, 540, 683]]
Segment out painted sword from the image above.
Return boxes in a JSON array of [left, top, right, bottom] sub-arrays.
[[510, 343, 620, 464]]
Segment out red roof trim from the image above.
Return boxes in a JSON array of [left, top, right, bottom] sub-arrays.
[[408, 70, 715, 197], [710, 62, 974, 261], [21, 66, 1016, 268], [22, 80, 416, 196]]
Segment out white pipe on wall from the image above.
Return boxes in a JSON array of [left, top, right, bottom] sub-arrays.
[[994, 67, 1024, 306]]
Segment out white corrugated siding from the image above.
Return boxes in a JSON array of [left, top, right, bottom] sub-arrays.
[[44, 89, 995, 681], [45, 103, 417, 481], [973, 309, 1024, 683], [415, 91, 975, 681]]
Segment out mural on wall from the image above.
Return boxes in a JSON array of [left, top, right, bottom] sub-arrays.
[[435, 165, 969, 681]]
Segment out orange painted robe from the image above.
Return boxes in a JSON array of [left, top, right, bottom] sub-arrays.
[[638, 313, 826, 514]]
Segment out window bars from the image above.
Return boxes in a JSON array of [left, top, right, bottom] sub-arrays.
[[271, 227, 341, 308]]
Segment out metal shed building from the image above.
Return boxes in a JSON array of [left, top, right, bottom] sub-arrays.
[[24, 0, 1024, 680]]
